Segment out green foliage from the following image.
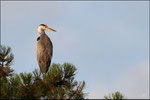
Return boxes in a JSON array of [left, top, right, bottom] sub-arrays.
[[0, 45, 14, 67], [0, 45, 86, 99], [0, 45, 127, 99], [0, 63, 86, 99], [104, 91, 126, 100], [0, 45, 15, 99]]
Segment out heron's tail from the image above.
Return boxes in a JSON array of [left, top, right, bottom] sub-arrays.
[[46, 60, 51, 73]]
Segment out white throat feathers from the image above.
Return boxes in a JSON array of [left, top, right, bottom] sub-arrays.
[[38, 26, 45, 35]]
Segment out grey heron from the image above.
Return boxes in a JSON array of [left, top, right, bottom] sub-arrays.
[[36, 24, 56, 73]]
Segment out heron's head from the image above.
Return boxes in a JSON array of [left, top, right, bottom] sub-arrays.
[[38, 24, 56, 34]]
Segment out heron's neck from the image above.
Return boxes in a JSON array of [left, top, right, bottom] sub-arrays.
[[38, 29, 45, 35]]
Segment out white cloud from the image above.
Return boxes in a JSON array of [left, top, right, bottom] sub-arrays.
[[116, 60, 149, 99], [87, 60, 149, 99]]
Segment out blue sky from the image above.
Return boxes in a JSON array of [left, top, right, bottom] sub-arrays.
[[1, 1, 149, 99]]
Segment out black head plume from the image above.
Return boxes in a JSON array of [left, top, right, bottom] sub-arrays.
[[39, 24, 47, 27]]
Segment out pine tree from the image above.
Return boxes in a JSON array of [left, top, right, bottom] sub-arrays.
[[0, 45, 86, 99], [104, 91, 126, 100], [0, 45, 14, 99]]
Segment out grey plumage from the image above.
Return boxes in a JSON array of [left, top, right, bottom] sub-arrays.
[[36, 24, 56, 73]]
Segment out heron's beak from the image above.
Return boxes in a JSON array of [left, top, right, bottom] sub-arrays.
[[46, 27, 56, 32]]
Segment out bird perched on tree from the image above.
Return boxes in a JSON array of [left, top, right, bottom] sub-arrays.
[[36, 24, 56, 73]]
